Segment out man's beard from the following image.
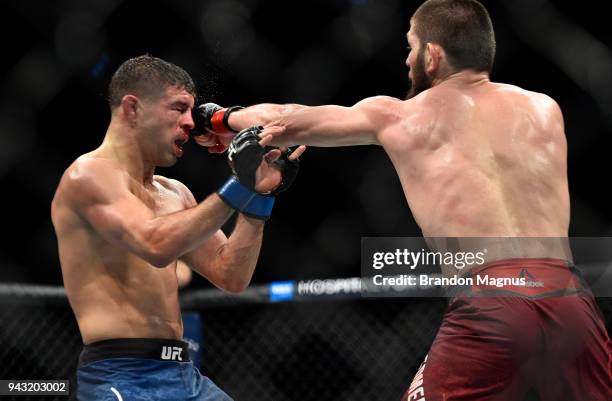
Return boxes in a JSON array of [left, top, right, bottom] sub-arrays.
[[405, 49, 433, 99]]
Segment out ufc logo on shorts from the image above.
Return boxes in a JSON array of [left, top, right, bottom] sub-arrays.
[[161, 346, 183, 361], [406, 355, 427, 401]]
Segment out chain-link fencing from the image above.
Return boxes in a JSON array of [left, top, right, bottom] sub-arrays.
[[0, 282, 610, 401]]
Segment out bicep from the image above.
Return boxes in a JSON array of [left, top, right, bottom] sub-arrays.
[[68, 167, 157, 257], [82, 192, 155, 247]]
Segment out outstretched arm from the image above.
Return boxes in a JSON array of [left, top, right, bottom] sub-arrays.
[[197, 96, 402, 148]]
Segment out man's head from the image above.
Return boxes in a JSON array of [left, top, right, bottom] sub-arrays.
[[405, 0, 495, 98], [108, 55, 196, 167], [108, 55, 196, 110]]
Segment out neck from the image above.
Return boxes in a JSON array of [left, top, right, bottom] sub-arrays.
[[98, 118, 156, 185], [433, 69, 490, 88]]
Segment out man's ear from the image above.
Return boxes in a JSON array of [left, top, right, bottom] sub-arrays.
[[120, 95, 140, 123], [425, 42, 444, 76]]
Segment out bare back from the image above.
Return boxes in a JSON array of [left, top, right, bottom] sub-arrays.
[[52, 156, 188, 344], [378, 81, 570, 261]]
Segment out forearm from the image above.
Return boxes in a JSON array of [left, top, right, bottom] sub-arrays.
[[215, 214, 265, 292], [186, 214, 265, 292], [228, 103, 304, 133], [142, 194, 234, 267], [229, 103, 326, 146]]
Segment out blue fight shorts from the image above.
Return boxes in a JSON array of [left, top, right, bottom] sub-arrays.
[[76, 338, 233, 401]]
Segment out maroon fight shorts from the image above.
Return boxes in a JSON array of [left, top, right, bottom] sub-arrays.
[[402, 258, 612, 401]]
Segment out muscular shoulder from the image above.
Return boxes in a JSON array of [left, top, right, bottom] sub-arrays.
[[357, 95, 403, 111], [493, 83, 560, 111], [57, 156, 126, 201], [489, 84, 566, 148], [154, 175, 197, 208], [356, 95, 403, 108], [508, 85, 563, 128], [352, 96, 406, 134], [52, 156, 128, 223], [528, 91, 562, 120]]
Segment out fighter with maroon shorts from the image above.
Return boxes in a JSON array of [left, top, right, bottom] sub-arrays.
[[193, 0, 611, 399]]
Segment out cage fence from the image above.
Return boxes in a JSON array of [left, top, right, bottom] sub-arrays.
[[0, 280, 610, 401]]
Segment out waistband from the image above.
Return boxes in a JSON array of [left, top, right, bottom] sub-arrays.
[[451, 258, 587, 299], [78, 338, 191, 366]]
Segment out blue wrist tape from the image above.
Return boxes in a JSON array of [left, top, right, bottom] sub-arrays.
[[217, 177, 275, 219], [242, 194, 275, 220], [217, 177, 256, 211]]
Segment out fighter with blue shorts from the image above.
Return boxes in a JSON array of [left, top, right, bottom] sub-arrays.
[[77, 339, 232, 401], [51, 55, 304, 400]]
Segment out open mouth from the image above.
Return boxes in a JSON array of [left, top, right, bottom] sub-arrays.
[[173, 137, 188, 157], [175, 135, 189, 149]]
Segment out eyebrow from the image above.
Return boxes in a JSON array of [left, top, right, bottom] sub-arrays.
[[170, 100, 190, 109]]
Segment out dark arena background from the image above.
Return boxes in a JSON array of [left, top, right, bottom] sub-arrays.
[[0, 1, 610, 400]]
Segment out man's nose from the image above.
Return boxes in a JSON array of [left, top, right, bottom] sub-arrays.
[[183, 111, 195, 130]]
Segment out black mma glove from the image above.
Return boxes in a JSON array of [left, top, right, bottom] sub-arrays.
[[217, 126, 301, 220], [270, 148, 300, 195], [217, 126, 272, 220]]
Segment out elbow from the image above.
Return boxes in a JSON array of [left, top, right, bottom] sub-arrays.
[[148, 251, 174, 268], [216, 252, 252, 293], [140, 223, 182, 268], [146, 241, 178, 268], [222, 278, 250, 294]]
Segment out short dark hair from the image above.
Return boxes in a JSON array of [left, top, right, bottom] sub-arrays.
[[412, 0, 495, 73], [108, 55, 196, 109]]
